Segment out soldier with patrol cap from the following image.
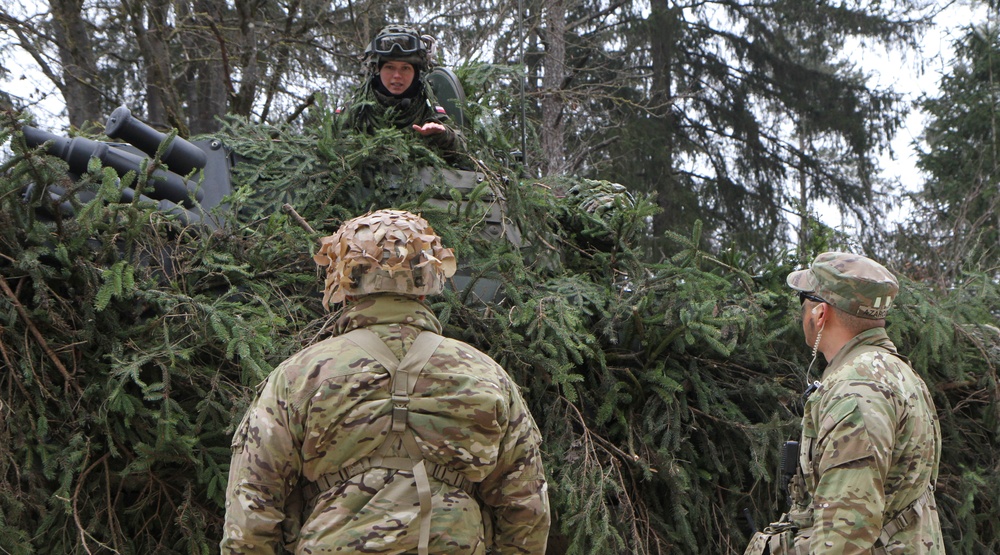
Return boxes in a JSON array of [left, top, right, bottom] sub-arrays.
[[338, 25, 465, 161], [221, 209, 550, 554], [746, 252, 943, 554]]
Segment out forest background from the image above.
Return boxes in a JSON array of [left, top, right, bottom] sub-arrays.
[[0, 0, 999, 553]]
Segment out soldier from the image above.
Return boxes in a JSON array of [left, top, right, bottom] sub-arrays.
[[221, 209, 550, 555], [338, 25, 465, 163], [746, 252, 944, 554]]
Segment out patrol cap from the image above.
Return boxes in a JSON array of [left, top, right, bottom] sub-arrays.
[[786, 252, 899, 319]]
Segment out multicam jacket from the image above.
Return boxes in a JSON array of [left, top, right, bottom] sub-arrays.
[[221, 295, 550, 554], [793, 328, 943, 553]]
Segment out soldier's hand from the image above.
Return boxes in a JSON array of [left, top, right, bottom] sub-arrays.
[[412, 122, 446, 136]]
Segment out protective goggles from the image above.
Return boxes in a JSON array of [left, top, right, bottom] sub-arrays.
[[373, 33, 421, 55]]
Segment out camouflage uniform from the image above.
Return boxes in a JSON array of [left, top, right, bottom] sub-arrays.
[[793, 327, 943, 553], [748, 252, 944, 554], [221, 295, 550, 554]]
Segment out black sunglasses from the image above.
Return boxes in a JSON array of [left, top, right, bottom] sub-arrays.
[[798, 291, 826, 305]]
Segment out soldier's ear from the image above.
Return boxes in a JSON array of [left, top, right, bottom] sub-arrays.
[[812, 304, 822, 315]]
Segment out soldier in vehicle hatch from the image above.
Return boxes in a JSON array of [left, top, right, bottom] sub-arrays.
[[221, 209, 550, 554], [745, 252, 943, 554], [337, 25, 466, 164]]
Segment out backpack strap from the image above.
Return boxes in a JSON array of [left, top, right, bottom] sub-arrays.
[[308, 328, 447, 555], [341, 328, 398, 367]]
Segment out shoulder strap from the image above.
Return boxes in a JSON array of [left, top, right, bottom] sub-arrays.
[[343, 328, 400, 370], [343, 328, 444, 433], [338, 328, 446, 555], [391, 332, 444, 429]]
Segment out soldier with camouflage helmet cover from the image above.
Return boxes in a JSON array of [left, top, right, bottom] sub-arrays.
[[745, 252, 943, 554], [221, 209, 550, 554]]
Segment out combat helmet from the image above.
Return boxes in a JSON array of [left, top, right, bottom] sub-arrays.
[[314, 210, 457, 308], [363, 25, 436, 72]]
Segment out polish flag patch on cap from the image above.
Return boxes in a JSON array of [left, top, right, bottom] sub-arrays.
[[435, 106, 447, 114]]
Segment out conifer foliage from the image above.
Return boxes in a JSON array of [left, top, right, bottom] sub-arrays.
[[1, 98, 999, 554]]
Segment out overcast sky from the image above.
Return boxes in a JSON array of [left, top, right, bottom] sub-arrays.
[[876, 2, 988, 188], [804, 1, 989, 236]]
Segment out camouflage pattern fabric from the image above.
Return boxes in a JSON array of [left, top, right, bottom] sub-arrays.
[[313, 209, 457, 307], [221, 295, 550, 554], [786, 252, 899, 320], [791, 328, 944, 553]]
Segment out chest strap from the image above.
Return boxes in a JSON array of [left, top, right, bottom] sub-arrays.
[[305, 328, 449, 555], [304, 457, 475, 500]]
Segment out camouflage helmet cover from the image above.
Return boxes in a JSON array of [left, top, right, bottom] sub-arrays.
[[364, 24, 435, 71], [314, 210, 457, 308], [786, 251, 899, 319]]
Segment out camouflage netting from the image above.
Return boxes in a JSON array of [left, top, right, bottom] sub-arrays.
[[1, 86, 999, 554], [314, 209, 457, 307]]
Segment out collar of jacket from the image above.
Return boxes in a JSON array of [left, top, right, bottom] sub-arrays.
[[821, 326, 897, 380], [334, 294, 443, 336]]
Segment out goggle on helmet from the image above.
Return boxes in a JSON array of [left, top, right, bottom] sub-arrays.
[[364, 25, 436, 70], [373, 32, 422, 55]]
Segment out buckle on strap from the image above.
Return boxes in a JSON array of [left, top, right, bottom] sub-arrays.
[[391, 393, 409, 432], [429, 463, 475, 495], [303, 459, 374, 501], [877, 488, 933, 546]]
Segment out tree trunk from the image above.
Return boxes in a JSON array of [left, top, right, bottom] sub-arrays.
[[129, 0, 188, 134], [522, 4, 542, 174], [49, 0, 102, 128], [183, 0, 228, 134], [648, 3, 680, 237], [259, 0, 304, 123], [540, 0, 566, 177], [230, 0, 262, 117]]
